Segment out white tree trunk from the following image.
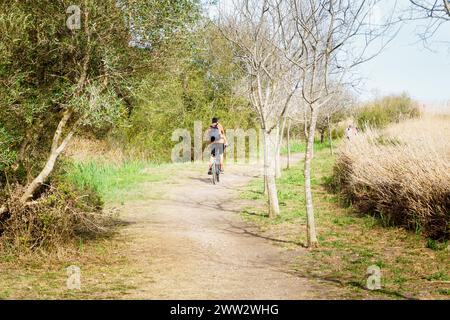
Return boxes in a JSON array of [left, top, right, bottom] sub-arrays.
[[21, 152, 59, 203], [263, 130, 280, 218], [287, 119, 291, 169], [275, 122, 284, 179], [328, 115, 334, 155], [20, 110, 77, 203], [304, 107, 319, 248], [304, 107, 314, 159]]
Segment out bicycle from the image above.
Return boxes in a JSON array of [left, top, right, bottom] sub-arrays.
[[210, 143, 228, 185]]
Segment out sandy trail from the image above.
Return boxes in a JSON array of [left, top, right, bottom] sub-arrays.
[[119, 155, 317, 299]]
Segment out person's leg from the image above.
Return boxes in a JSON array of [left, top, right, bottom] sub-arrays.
[[208, 155, 214, 174], [220, 144, 225, 172], [208, 144, 216, 174]]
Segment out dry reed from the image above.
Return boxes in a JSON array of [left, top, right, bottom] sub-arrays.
[[333, 116, 450, 239]]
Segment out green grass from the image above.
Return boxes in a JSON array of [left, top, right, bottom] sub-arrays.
[[242, 142, 336, 226], [0, 244, 139, 299], [240, 144, 450, 299], [63, 160, 172, 203], [426, 239, 449, 251], [280, 139, 332, 155], [426, 271, 450, 282], [437, 289, 450, 296]]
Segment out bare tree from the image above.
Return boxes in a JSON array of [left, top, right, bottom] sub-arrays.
[[217, 0, 300, 218], [287, 0, 398, 247], [408, 0, 450, 44], [409, 0, 450, 20], [316, 86, 355, 155]]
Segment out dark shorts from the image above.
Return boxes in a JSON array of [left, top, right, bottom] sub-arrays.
[[211, 143, 225, 157]]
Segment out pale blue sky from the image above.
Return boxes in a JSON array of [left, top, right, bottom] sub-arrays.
[[357, 16, 450, 105]]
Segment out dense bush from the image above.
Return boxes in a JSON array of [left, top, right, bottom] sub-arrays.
[[0, 181, 108, 253], [355, 94, 421, 129]]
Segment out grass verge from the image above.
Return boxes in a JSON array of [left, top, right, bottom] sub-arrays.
[[62, 160, 179, 204], [280, 139, 332, 155]]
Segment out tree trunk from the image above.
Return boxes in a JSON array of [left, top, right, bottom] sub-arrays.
[[274, 124, 281, 179], [304, 106, 319, 248], [275, 118, 287, 178], [305, 107, 315, 159], [320, 131, 324, 144], [328, 115, 334, 155], [13, 131, 32, 171], [287, 119, 291, 169], [20, 150, 60, 203], [20, 110, 76, 203], [264, 176, 268, 196], [303, 106, 308, 140], [263, 130, 280, 218]]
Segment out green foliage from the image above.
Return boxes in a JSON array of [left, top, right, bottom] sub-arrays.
[[355, 94, 421, 129], [0, 0, 203, 252], [115, 25, 255, 161], [0, 0, 202, 174], [0, 126, 16, 171]]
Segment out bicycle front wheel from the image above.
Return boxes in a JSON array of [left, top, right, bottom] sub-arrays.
[[215, 163, 220, 183], [212, 164, 217, 185]]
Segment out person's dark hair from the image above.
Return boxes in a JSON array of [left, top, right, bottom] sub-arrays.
[[212, 117, 219, 124]]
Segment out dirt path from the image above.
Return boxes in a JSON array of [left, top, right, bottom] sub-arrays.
[[118, 155, 318, 299]]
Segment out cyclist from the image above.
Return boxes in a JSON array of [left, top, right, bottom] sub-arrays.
[[207, 117, 228, 175]]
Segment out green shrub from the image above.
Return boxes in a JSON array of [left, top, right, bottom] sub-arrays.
[[331, 126, 345, 140], [355, 94, 421, 129]]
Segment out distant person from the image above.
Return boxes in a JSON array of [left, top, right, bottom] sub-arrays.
[[345, 124, 354, 140], [207, 117, 228, 175]]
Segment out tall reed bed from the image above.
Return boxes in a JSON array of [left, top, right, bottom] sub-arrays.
[[333, 116, 450, 239]]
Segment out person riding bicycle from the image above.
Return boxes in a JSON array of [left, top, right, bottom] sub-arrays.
[[208, 117, 228, 175]]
